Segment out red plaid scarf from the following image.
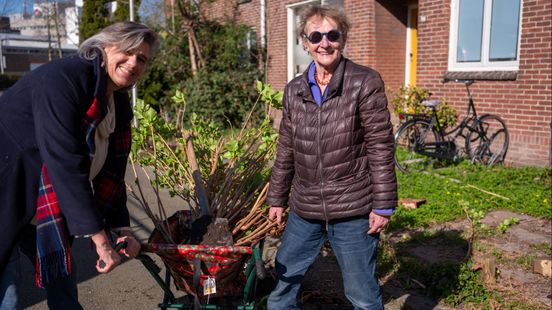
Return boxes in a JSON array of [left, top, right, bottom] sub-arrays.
[[35, 97, 131, 288]]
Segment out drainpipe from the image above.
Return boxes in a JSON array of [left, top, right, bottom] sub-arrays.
[[0, 39, 4, 75], [260, 0, 266, 48], [129, 0, 137, 126]]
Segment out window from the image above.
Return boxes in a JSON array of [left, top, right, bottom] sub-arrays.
[[448, 0, 522, 71], [286, 0, 343, 80]]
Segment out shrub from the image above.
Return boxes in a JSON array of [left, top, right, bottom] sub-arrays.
[[0, 74, 20, 90], [139, 21, 261, 128], [181, 69, 260, 127], [391, 85, 458, 128]]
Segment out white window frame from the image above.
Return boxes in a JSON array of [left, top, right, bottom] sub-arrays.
[[287, 0, 321, 82], [448, 0, 523, 72]]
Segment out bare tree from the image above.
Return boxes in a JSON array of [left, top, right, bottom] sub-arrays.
[[53, 2, 63, 58], [176, 0, 206, 76], [41, 1, 66, 59]]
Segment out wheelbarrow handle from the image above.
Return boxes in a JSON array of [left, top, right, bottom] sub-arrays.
[[185, 132, 211, 217], [114, 241, 128, 251], [98, 241, 128, 269], [254, 246, 267, 280]]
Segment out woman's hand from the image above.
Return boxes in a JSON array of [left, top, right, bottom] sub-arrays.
[[91, 230, 121, 273], [115, 230, 141, 259], [269, 206, 285, 224], [367, 211, 390, 234]]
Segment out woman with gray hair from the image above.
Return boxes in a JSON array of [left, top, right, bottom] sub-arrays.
[[0, 21, 157, 309], [266, 5, 396, 309]]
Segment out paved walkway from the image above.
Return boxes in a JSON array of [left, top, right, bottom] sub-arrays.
[[23, 165, 185, 309], [19, 165, 438, 309]]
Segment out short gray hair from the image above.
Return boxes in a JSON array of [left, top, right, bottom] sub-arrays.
[[296, 5, 350, 41], [78, 21, 158, 61]]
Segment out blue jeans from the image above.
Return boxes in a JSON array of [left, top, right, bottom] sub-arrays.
[[0, 225, 82, 310], [267, 211, 383, 310], [0, 248, 20, 310]]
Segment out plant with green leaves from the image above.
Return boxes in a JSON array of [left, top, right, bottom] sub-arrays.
[[131, 87, 281, 246], [257, 80, 283, 110], [497, 217, 520, 234], [443, 262, 496, 306], [391, 85, 458, 128], [139, 16, 262, 128]]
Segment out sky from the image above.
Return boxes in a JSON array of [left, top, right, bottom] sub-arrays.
[[0, 0, 30, 15], [0, 1, 161, 18]]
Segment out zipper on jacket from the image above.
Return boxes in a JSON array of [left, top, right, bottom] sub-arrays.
[[317, 108, 329, 230]]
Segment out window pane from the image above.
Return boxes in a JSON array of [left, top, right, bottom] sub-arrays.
[[489, 0, 520, 61], [456, 0, 484, 62]]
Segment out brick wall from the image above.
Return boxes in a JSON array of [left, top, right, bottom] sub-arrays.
[[265, 0, 405, 91], [202, 0, 238, 22], [373, 0, 407, 92], [201, 1, 263, 67], [200, 0, 293, 90], [416, 0, 552, 166], [344, 0, 377, 66], [205, 0, 551, 166], [202, 0, 260, 28], [265, 0, 294, 90]]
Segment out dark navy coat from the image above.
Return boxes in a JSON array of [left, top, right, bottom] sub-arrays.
[[0, 55, 133, 273]]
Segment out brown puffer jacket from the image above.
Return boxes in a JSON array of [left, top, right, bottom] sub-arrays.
[[266, 57, 397, 221]]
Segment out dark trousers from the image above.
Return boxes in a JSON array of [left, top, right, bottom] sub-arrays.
[[0, 224, 82, 310]]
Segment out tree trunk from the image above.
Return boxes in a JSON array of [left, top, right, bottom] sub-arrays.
[[189, 29, 205, 68], [46, 9, 52, 61], [53, 2, 63, 58], [187, 29, 198, 76]]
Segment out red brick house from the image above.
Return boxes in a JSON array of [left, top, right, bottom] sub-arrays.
[[196, 0, 552, 166]]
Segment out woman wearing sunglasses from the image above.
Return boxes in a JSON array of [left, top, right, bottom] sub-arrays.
[[266, 5, 396, 310]]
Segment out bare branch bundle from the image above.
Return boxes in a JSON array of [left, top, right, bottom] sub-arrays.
[[131, 119, 283, 247]]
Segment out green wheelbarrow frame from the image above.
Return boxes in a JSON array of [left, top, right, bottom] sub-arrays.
[[136, 245, 265, 310]]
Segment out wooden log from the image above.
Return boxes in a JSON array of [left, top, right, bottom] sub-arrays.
[[480, 255, 497, 284], [533, 259, 552, 277]]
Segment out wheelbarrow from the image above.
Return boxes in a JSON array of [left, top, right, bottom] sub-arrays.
[[135, 210, 266, 310]]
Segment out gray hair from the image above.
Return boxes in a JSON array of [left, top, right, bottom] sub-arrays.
[[297, 5, 350, 41], [78, 21, 158, 61]]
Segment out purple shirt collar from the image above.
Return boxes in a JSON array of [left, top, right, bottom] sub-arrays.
[[308, 62, 328, 106]]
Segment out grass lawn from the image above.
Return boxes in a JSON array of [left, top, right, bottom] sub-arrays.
[[389, 161, 552, 231], [377, 161, 552, 309]]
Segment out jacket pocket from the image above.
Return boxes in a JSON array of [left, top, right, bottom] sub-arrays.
[[326, 170, 370, 188]]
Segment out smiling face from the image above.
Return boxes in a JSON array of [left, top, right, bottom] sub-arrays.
[[304, 15, 346, 71], [103, 42, 151, 93]]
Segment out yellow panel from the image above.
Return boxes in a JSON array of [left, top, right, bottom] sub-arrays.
[[409, 8, 418, 86]]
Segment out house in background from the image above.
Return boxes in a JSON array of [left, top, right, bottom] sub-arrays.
[[178, 0, 552, 166]]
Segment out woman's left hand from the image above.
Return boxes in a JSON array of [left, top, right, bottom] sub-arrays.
[[115, 231, 141, 259], [367, 211, 390, 234]]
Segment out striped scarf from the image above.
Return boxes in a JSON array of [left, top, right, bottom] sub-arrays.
[[35, 97, 131, 288]]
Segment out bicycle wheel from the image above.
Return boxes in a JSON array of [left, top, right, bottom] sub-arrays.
[[465, 114, 509, 165], [394, 119, 441, 173]]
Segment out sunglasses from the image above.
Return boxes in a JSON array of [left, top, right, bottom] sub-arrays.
[[304, 30, 341, 44]]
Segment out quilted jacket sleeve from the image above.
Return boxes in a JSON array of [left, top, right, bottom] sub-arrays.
[[266, 84, 295, 207], [358, 73, 398, 210]]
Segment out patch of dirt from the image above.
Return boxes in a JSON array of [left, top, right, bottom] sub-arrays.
[[285, 210, 552, 309], [475, 210, 552, 308], [300, 250, 352, 310]]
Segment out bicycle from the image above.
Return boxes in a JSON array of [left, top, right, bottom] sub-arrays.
[[394, 79, 509, 173]]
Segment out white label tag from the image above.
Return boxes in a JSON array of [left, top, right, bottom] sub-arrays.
[[203, 276, 216, 295]]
